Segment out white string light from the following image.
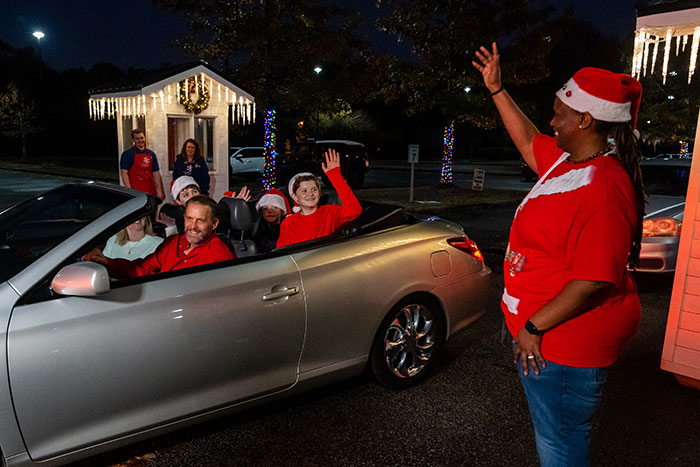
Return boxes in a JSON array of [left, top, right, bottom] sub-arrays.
[[663, 29, 672, 84], [689, 27, 700, 83], [643, 35, 651, 76], [651, 39, 659, 74]]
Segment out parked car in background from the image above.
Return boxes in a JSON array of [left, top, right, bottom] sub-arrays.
[[0, 181, 490, 466], [279, 139, 370, 188], [636, 157, 690, 273], [229, 146, 265, 178]]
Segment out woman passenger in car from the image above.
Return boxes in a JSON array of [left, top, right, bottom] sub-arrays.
[[103, 216, 163, 260], [276, 149, 362, 248]]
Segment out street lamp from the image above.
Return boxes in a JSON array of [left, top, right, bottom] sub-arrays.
[[314, 66, 322, 136], [32, 31, 45, 61]]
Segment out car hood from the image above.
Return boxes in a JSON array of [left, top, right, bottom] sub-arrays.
[[645, 194, 685, 220]]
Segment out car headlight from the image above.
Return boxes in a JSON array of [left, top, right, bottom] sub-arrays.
[[642, 218, 681, 237]]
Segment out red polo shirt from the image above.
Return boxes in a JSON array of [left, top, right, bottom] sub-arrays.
[[106, 233, 234, 279]]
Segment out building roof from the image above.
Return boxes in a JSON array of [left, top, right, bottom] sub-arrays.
[[638, 0, 700, 18], [88, 59, 254, 101]]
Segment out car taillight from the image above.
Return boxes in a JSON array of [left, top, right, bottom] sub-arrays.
[[642, 218, 682, 237], [447, 237, 484, 262]]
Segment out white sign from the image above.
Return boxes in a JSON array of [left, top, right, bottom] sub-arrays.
[[408, 144, 419, 163], [472, 168, 486, 191]]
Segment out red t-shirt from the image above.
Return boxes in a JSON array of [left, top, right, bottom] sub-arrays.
[[276, 167, 362, 247], [106, 233, 234, 279], [502, 134, 641, 367]]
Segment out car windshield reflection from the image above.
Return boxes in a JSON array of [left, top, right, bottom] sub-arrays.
[[0, 185, 131, 283]]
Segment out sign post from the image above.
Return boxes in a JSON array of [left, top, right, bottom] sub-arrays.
[[472, 168, 486, 191], [408, 144, 419, 201]]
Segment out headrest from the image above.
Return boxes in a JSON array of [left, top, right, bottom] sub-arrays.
[[218, 197, 252, 231]]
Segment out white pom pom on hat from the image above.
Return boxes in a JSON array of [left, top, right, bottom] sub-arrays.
[[288, 172, 315, 213], [555, 67, 642, 129], [256, 188, 291, 215]]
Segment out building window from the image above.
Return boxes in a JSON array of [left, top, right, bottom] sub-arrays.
[[195, 117, 215, 166], [167, 117, 190, 171]]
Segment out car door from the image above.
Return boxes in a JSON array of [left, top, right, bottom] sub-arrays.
[[7, 255, 305, 461], [241, 148, 265, 173]]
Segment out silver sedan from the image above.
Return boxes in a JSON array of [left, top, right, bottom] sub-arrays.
[[0, 182, 491, 466]]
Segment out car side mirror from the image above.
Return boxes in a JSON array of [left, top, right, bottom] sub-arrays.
[[51, 262, 111, 296]]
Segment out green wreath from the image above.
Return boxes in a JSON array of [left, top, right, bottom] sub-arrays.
[[178, 78, 210, 114]]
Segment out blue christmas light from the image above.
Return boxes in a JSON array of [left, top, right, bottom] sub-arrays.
[[262, 109, 277, 190], [440, 122, 454, 185]]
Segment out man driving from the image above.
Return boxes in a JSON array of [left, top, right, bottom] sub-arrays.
[[87, 196, 234, 278]]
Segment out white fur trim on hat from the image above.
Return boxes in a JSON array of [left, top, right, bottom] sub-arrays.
[[171, 176, 199, 202], [556, 77, 631, 123], [256, 193, 288, 215], [288, 172, 314, 213]]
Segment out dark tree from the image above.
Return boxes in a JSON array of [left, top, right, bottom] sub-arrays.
[[376, 0, 554, 184]]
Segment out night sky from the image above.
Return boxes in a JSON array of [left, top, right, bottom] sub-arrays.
[[0, 0, 639, 71]]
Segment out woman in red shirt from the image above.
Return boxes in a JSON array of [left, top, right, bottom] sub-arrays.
[[474, 43, 644, 466]]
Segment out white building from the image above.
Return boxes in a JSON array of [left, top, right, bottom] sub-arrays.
[[89, 60, 255, 201]]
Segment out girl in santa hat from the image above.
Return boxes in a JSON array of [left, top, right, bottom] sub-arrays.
[[474, 42, 644, 467], [251, 188, 291, 252]]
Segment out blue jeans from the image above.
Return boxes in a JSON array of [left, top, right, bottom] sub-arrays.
[[518, 360, 608, 467]]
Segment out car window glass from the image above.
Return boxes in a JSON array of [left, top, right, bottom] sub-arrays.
[[642, 163, 690, 196], [0, 185, 131, 283], [243, 149, 264, 157]]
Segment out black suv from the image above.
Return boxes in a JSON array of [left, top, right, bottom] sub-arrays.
[[278, 139, 370, 188]]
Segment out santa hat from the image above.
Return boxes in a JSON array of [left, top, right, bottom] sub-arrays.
[[256, 188, 291, 215], [556, 67, 642, 129], [288, 172, 315, 213], [171, 176, 199, 202]]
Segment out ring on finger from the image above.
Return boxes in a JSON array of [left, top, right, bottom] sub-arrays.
[[527, 355, 535, 360]]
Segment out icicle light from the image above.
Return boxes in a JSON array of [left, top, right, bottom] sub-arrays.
[[643, 36, 651, 76], [632, 27, 700, 85], [89, 77, 254, 121], [663, 29, 672, 84], [690, 27, 700, 83], [651, 40, 659, 74]]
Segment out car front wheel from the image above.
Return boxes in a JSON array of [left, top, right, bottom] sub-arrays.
[[370, 296, 445, 389]]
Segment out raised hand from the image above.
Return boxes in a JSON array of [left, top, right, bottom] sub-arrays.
[[472, 42, 502, 94], [322, 149, 340, 173], [233, 185, 251, 202]]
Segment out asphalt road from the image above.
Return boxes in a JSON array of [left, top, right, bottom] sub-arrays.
[[0, 170, 697, 467]]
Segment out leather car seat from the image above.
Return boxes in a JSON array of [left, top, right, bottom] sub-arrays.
[[217, 197, 258, 257]]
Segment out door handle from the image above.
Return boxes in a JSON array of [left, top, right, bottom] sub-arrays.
[[263, 286, 299, 301]]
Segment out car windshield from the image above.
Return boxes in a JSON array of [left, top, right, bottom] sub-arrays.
[[0, 184, 131, 283], [642, 162, 690, 196]]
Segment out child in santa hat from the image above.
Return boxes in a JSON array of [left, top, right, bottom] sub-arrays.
[[251, 188, 291, 252], [276, 149, 362, 248], [159, 176, 250, 235]]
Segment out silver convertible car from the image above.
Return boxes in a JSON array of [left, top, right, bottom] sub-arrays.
[[0, 182, 491, 466]]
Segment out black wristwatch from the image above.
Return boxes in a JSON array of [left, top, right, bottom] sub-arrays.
[[524, 319, 545, 336]]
